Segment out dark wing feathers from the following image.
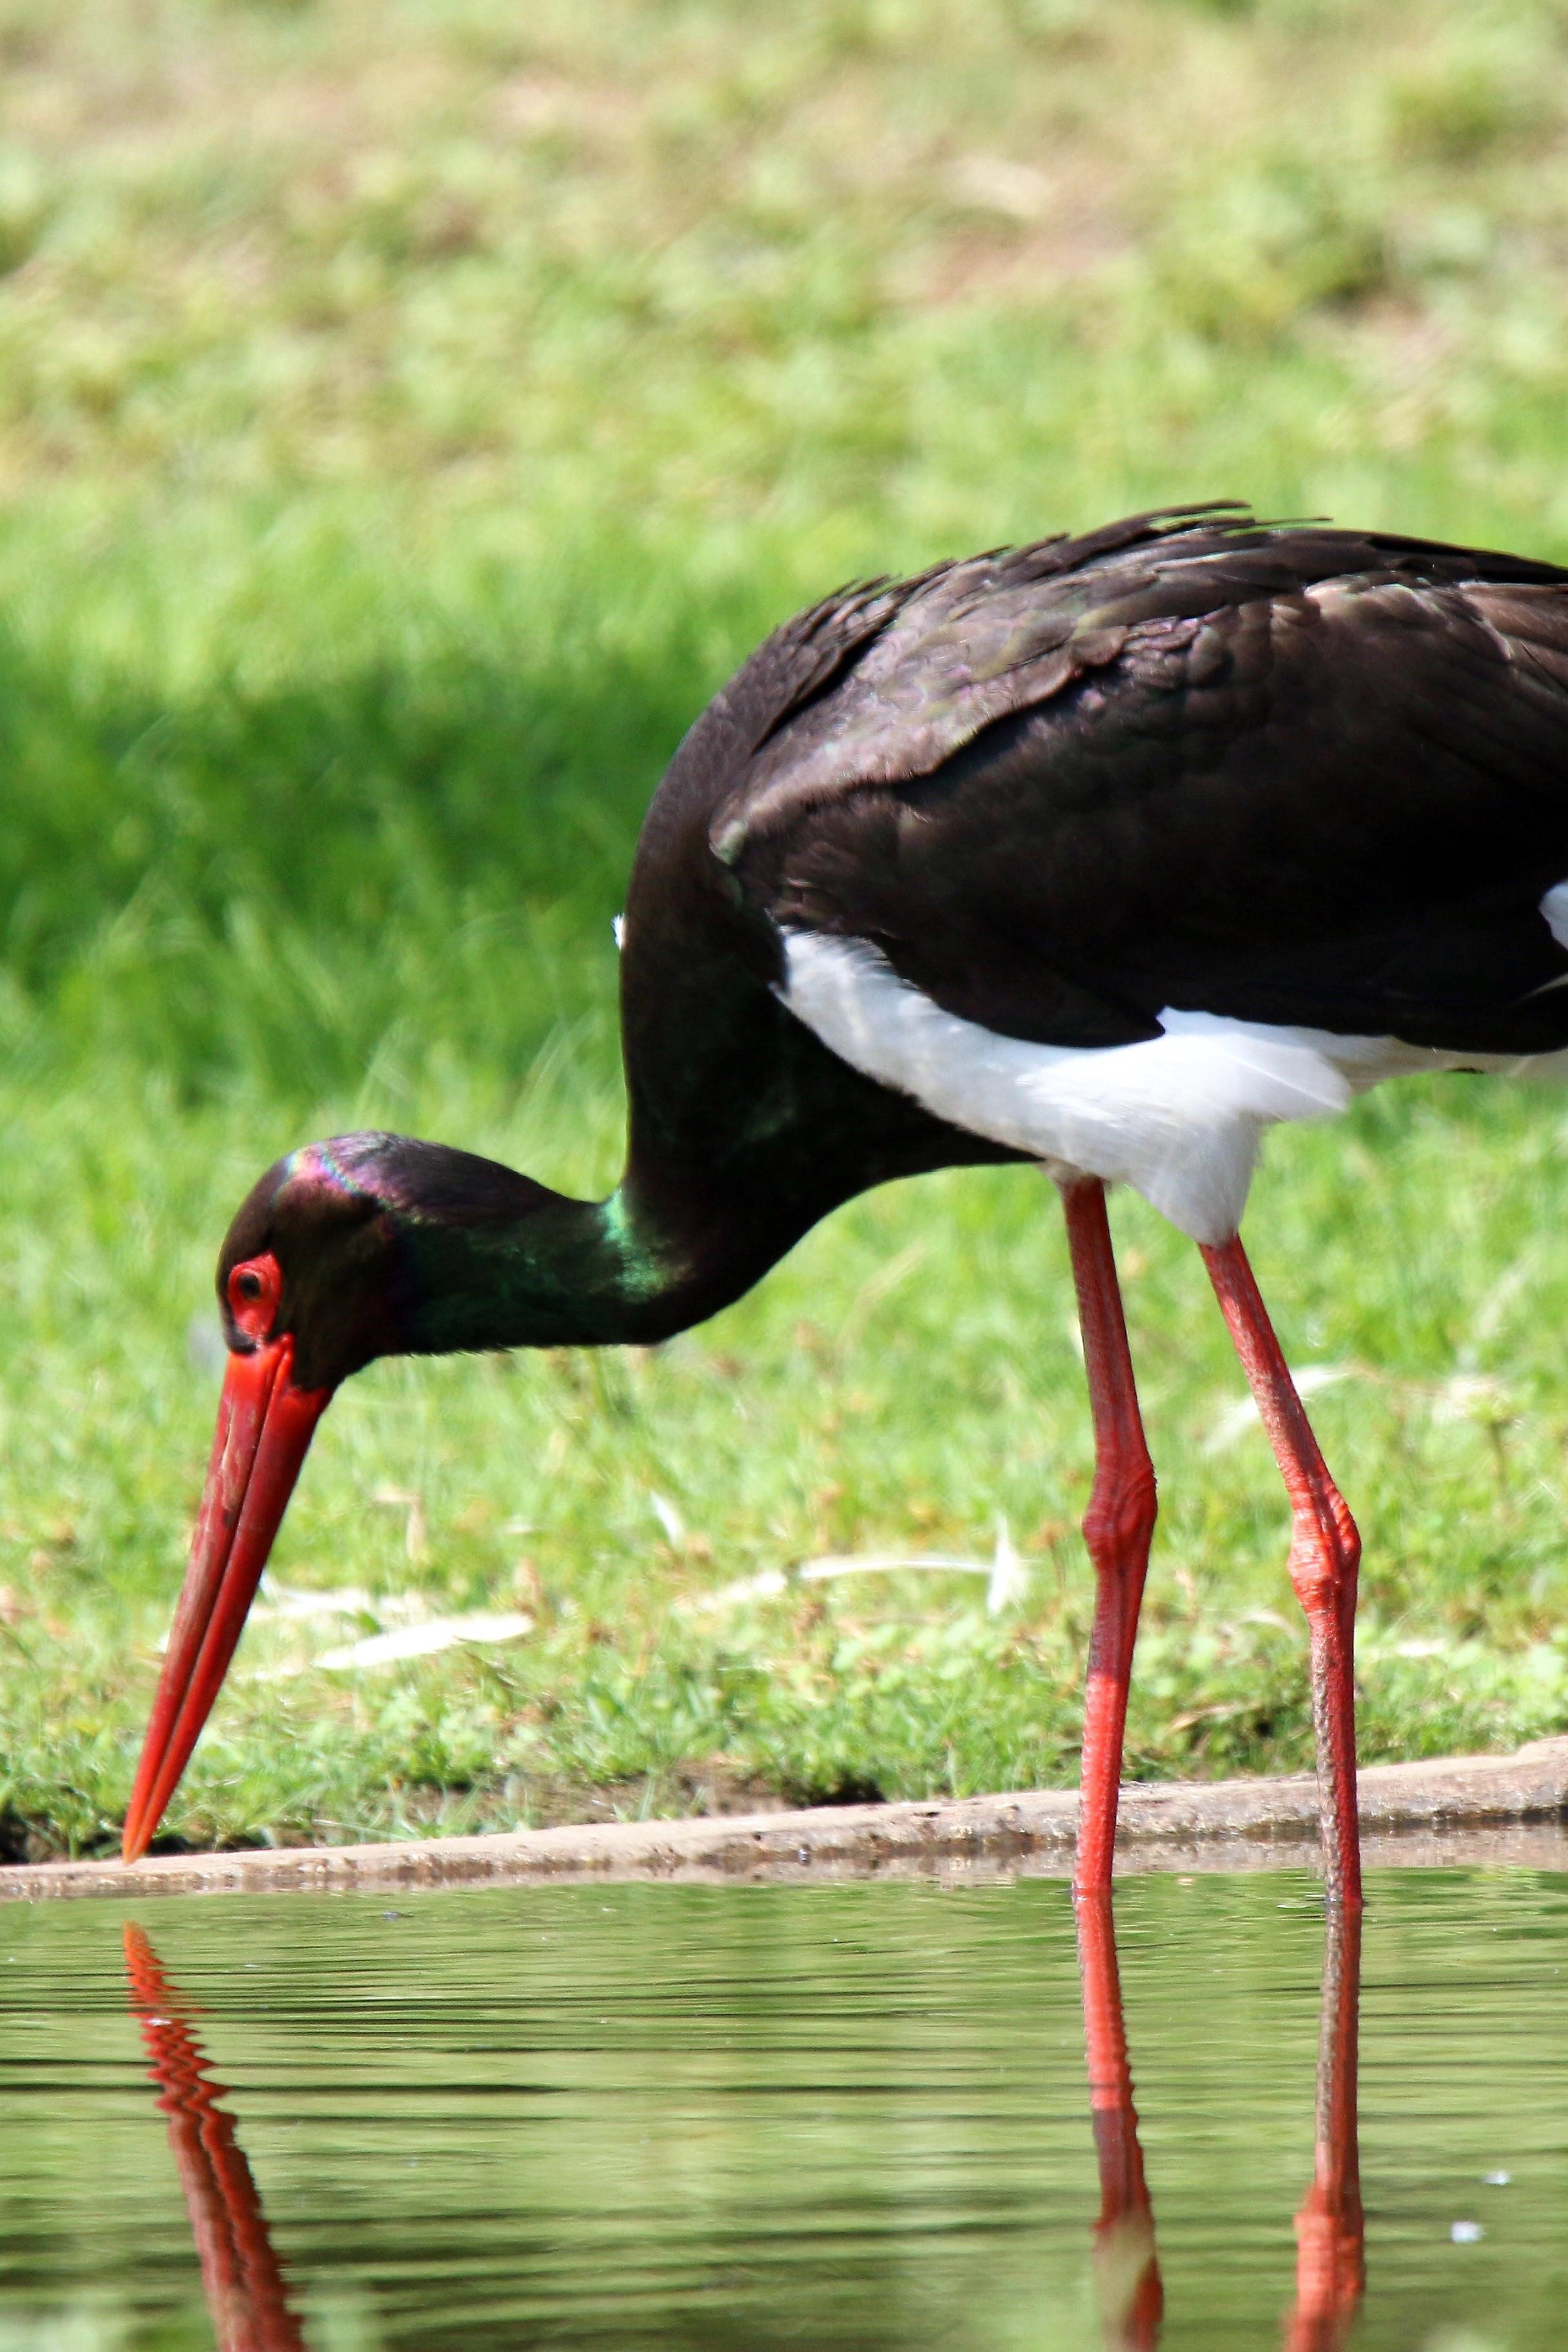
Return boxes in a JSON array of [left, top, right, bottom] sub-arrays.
[[707, 511, 1568, 1057], [721, 506, 1262, 827]]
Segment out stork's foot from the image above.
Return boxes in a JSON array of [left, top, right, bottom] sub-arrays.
[[1200, 1234, 1363, 1912]]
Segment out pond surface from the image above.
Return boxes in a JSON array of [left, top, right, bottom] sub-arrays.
[[0, 1868, 1560, 2350]]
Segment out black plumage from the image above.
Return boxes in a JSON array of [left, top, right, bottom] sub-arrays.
[[680, 504, 1568, 1059]]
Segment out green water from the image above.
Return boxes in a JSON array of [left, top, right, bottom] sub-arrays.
[[0, 1870, 1560, 2350]]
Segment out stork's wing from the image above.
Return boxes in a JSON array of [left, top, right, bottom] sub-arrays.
[[715, 522, 1568, 1056]]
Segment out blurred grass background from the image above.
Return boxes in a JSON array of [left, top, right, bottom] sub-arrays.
[[6, 0, 1568, 1854]]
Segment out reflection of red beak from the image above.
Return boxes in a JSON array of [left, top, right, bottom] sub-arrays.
[[122, 1340, 331, 1863], [124, 1922, 308, 2352]]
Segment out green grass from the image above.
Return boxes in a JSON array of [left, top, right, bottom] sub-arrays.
[[5, 0, 1568, 1854]]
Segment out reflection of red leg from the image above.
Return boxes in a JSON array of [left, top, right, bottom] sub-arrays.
[[1285, 1901, 1365, 2352], [1199, 1235, 1363, 1912], [124, 1924, 306, 2352], [1077, 1889, 1163, 2350], [1061, 1181, 1157, 1899]]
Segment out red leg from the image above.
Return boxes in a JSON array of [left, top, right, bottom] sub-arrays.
[[1199, 1235, 1363, 1912], [1077, 1889, 1164, 2349], [1284, 1897, 1365, 2351], [1060, 1179, 1157, 1899]]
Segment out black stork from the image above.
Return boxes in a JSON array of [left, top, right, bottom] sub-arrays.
[[122, 503, 1568, 1901]]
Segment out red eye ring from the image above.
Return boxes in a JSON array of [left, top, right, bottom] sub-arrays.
[[226, 1253, 282, 1342]]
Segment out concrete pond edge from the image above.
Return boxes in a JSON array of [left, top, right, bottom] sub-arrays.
[[10, 1737, 1568, 1901]]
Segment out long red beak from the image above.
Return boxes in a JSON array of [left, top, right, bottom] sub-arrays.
[[122, 1339, 331, 1863]]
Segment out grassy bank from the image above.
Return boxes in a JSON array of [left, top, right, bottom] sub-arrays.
[[4, 0, 1568, 1854], [12, 1061, 1568, 1859]]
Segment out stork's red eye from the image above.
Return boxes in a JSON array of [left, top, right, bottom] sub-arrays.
[[226, 1254, 282, 1342]]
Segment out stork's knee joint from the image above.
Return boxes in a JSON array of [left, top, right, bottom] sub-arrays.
[[1288, 1544, 1357, 1623], [1083, 1464, 1157, 1566]]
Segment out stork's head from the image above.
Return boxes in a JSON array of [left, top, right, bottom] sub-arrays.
[[121, 1132, 567, 1861]]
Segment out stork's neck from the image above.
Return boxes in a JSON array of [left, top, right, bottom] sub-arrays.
[[400, 1160, 799, 1355]]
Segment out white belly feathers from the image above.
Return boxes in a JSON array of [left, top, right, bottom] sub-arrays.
[[778, 928, 1567, 1245]]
